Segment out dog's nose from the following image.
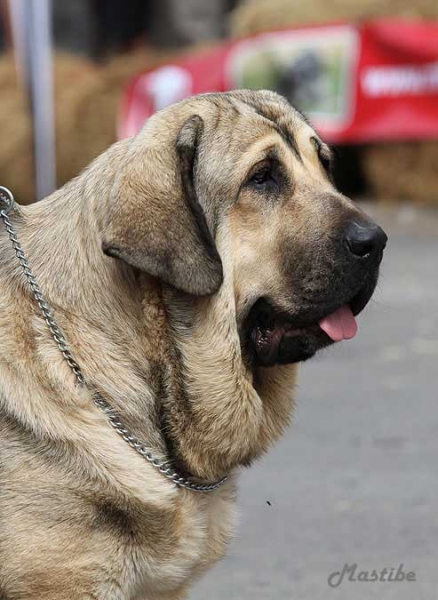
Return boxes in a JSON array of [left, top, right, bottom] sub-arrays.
[[344, 221, 388, 260]]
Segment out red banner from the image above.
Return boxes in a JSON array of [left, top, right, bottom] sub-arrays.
[[119, 20, 438, 144]]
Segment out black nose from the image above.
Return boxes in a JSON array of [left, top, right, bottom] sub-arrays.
[[344, 221, 388, 260]]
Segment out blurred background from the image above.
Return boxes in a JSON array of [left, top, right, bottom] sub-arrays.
[[0, 1, 437, 598], [1, 0, 438, 206]]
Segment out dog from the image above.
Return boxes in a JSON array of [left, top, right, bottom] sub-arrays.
[[0, 90, 387, 599]]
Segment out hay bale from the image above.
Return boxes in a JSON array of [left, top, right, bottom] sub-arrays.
[[0, 50, 171, 204], [0, 53, 98, 204], [102, 47, 173, 86], [56, 48, 174, 185], [363, 142, 438, 206], [0, 54, 35, 203], [53, 54, 103, 186], [230, 0, 438, 38]]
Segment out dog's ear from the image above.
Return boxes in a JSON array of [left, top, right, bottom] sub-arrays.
[[102, 115, 223, 296]]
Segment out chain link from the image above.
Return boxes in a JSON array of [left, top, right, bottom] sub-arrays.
[[0, 187, 227, 493]]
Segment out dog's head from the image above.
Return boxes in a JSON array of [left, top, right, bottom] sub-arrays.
[[103, 90, 387, 367]]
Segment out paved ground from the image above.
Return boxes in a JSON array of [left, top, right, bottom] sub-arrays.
[[192, 203, 438, 600]]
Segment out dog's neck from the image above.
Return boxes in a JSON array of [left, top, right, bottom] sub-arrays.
[[1, 167, 168, 456], [159, 228, 297, 480], [1, 161, 297, 482]]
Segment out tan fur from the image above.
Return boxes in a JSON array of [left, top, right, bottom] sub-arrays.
[[0, 90, 373, 599]]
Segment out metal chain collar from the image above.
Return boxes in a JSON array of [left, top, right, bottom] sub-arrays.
[[0, 186, 227, 493]]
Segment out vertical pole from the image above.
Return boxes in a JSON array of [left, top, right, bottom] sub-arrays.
[[9, 0, 56, 201]]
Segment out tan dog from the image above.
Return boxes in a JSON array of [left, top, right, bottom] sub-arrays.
[[0, 90, 386, 599]]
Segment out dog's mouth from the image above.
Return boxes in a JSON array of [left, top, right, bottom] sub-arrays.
[[243, 277, 378, 367]]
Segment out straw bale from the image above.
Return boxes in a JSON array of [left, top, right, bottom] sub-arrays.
[[363, 142, 438, 205]]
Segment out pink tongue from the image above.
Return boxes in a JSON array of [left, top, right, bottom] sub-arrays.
[[319, 305, 358, 342]]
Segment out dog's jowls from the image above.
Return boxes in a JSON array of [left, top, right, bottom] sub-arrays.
[[0, 90, 386, 599]]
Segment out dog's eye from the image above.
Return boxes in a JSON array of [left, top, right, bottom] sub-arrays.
[[311, 136, 332, 177], [319, 153, 331, 174], [250, 168, 273, 186]]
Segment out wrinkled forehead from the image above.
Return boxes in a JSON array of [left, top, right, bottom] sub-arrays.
[[205, 90, 314, 146], [200, 91, 324, 177]]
